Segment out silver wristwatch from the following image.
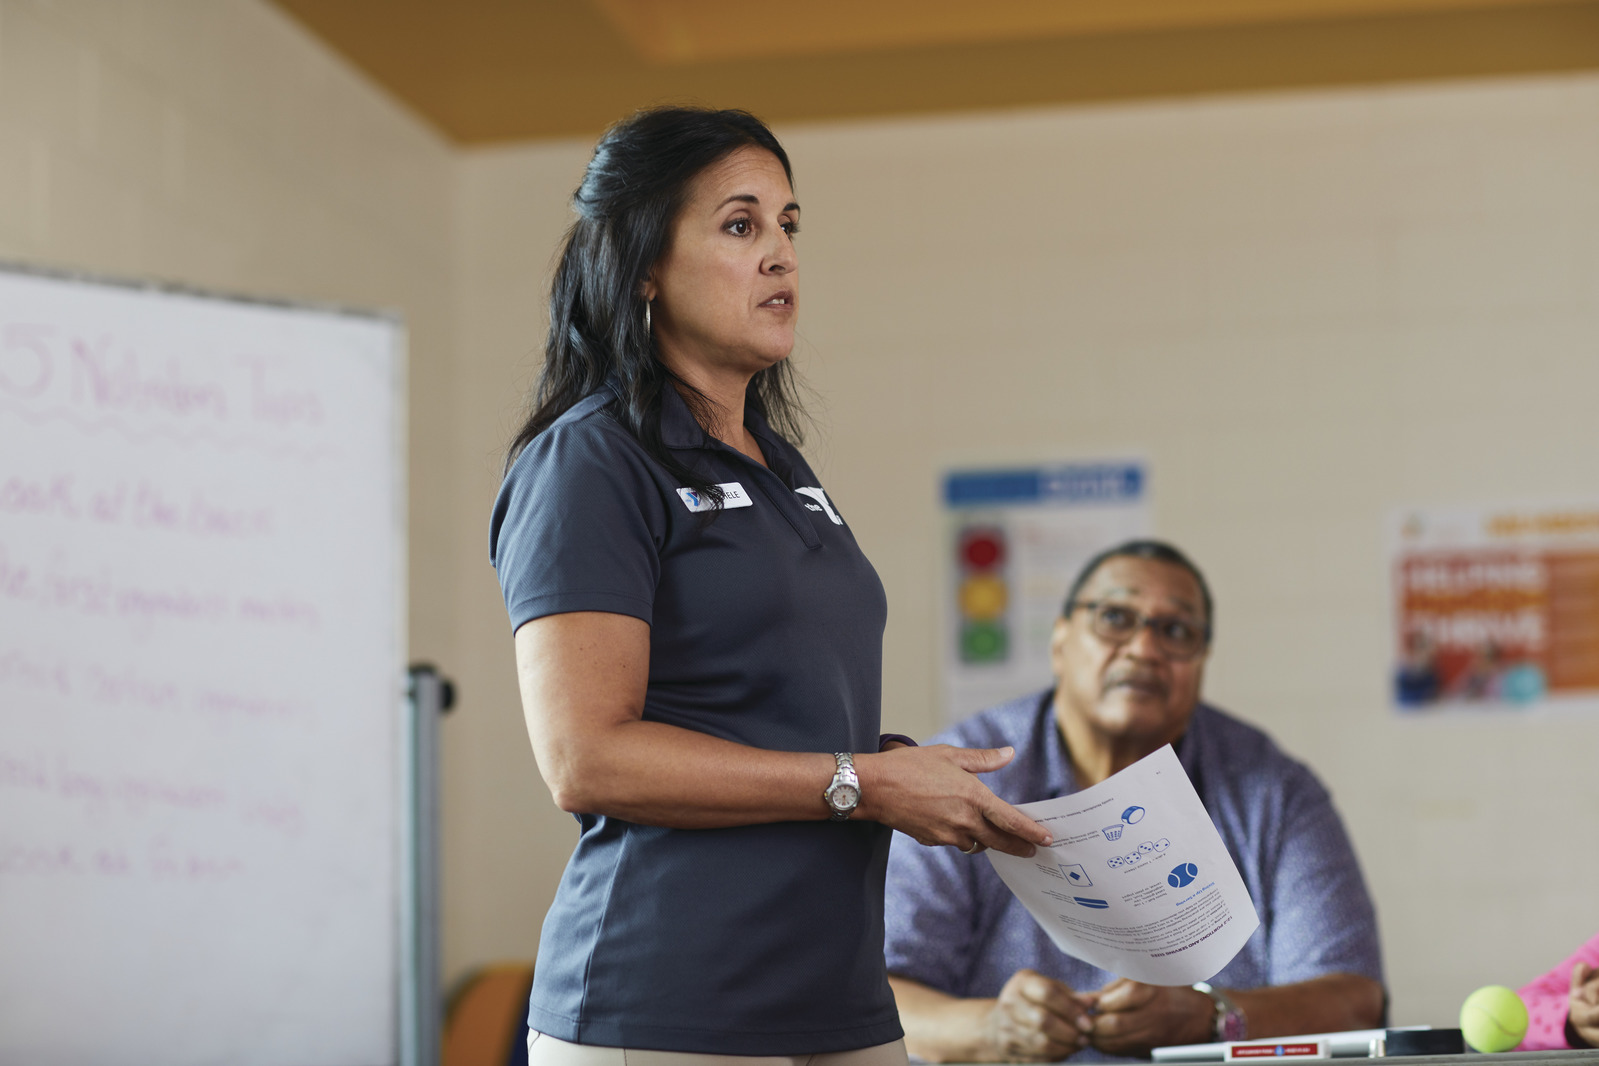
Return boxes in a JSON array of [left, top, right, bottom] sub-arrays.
[[1192, 982, 1247, 1041], [823, 752, 860, 821]]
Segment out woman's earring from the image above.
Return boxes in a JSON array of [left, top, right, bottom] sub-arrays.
[[644, 300, 652, 336]]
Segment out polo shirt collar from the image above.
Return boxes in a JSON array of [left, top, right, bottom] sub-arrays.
[[639, 375, 709, 450], [612, 374, 794, 475], [1032, 690, 1078, 799], [604, 373, 772, 451]]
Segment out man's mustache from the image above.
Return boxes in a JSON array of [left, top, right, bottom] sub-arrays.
[[1102, 666, 1168, 696]]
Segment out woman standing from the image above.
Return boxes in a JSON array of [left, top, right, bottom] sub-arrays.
[[490, 107, 1049, 1063]]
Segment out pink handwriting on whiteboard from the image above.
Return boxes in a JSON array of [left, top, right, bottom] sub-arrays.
[[0, 473, 275, 538], [83, 664, 182, 712], [0, 648, 73, 697], [246, 357, 324, 427], [2, 749, 312, 845], [0, 542, 320, 629], [241, 798, 308, 837], [0, 752, 306, 839], [190, 687, 299, 719], [236, 596, 321, 627], [146, 837, 246, 881], [0, 749, 51, 792], [0, 473, 78, 519], [1, 322, 341, 448], [0, 648, 307, 721], [70, 335, 229, 419], [0, 324, 54, 397], [0, 754, 232, 821], [0, 838, 247, 881], [0, 842, 84, 876]]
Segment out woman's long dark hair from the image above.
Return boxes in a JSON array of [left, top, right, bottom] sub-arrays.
[[506, 107, 810, 503]]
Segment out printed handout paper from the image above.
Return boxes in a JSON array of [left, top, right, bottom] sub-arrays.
[[985, 745, 1259, 985]]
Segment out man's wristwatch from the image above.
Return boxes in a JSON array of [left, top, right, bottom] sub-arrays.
[[1192, 982, 1247, 1042], [823, 752, 860, 821]]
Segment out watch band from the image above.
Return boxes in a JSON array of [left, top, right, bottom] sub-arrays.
[[824, 752, 860, 821], [1192, 982, 1247, 1042]]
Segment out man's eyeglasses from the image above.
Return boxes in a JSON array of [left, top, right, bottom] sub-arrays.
[[1068, 600, 1210, 661]]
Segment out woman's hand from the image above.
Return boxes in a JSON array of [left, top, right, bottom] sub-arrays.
[[853, 744, 1052, 857]]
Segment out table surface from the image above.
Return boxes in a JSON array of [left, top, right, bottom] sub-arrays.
[[937, 1053, 1599, 1065], [1370, 1055, 1599, 1064]]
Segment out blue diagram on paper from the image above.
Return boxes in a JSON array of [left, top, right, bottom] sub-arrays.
[[1105, 838, 1171, 869], [1167, 862, 1199, 888], [1060, 863, 1093, 887], [1121, 805, 1146, 824], [980, 745, 1263, 985]]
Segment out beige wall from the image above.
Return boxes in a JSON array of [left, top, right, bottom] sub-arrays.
[[0, 0, 459, 665], [8, 0, 1597, 1037], [445, 143, 589, 980], [452, 77, 1599, 1027]]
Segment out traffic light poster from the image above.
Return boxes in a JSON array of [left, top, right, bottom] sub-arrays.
[[943, 460, 1149, 724]]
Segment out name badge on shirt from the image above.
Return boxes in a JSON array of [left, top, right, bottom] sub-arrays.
[[676, 482, 753, 513], [795, 486, 843, 525]]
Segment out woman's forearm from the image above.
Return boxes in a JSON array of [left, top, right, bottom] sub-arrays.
[[516, 611, 839, 825], [515, 611, 1050, 852], [538, 715, 841, 826]]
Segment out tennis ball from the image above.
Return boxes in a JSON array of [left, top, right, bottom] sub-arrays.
[[1459, 985, 1528, 1053]]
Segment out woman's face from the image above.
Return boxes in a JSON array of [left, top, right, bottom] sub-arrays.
[[645, 146, 799, 383]]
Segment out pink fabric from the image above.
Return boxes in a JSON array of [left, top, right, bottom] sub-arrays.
[[1517, 930, 1599, 1050]]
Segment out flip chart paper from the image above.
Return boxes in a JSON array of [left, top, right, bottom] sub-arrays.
[[0, 268, 404, 1066]]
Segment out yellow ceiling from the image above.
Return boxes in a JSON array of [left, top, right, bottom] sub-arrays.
[[268, 0, 1599, 143]]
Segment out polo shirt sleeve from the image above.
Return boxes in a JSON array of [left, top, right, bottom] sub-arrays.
[[883, 831, 984, 995], [1263, 769, 1384, 986], [489, 417, 666, 631]]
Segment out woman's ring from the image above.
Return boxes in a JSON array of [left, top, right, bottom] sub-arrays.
[[961, 840, 983, 855]]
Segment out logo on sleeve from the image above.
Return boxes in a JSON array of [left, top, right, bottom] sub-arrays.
[[676, 482, 753, 513], [795, 486, 843, 525]]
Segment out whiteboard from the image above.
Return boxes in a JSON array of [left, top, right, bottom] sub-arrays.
[[0, 267, 407, 1066]]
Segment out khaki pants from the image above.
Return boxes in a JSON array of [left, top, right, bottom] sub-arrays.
[[527, 1030, 909, 1066]]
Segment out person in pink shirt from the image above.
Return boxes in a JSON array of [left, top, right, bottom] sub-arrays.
[[1518, 931, 1599, 1050]]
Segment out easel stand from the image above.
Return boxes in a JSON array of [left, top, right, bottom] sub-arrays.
[[403, 665, 457, 1066]]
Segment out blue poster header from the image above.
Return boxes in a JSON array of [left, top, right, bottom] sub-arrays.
[[944, 462, 1145, 508]]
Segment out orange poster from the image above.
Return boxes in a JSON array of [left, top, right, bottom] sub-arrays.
[[1393, 506, 1599, 710]]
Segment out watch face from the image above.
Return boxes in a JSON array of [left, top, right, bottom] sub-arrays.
[[830, 784, 859, 811], [1220, 1011, 1247, 1042]]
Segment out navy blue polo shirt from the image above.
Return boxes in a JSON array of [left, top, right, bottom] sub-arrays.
[[489, 381, 901, 1054]]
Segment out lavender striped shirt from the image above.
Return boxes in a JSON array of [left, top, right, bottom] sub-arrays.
[[884, 691, 1383, 1063]]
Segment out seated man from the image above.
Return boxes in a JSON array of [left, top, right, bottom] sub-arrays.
[[886, 540, 1384, 1062]]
